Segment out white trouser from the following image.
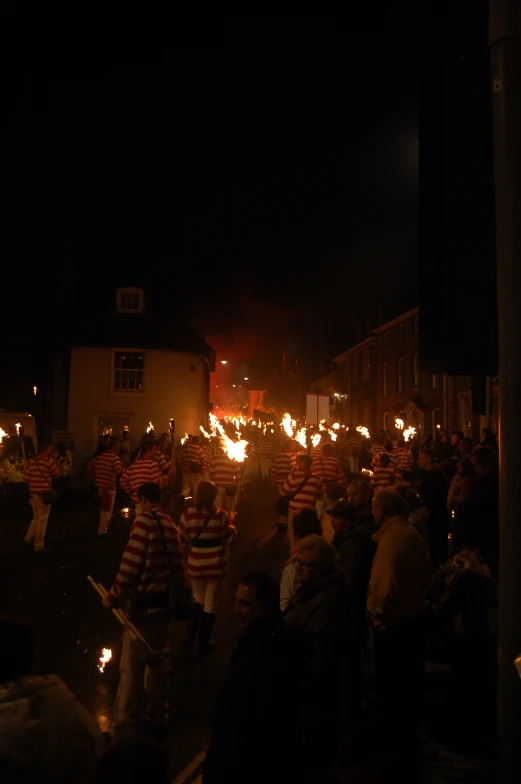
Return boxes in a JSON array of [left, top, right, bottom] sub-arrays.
[[97, 488, 116, 533], [182, 472, 202, 499], [24, 496, 52, 550], [191, 579, 221, 614], [316, 496, 328, 516], [215, 485, 238, 514], [260, 457, 272, 479], [113, 613, 171, 730]]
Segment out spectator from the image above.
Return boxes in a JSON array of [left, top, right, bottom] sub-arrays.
[[346, 480, 375, 533], [0, 617, 106, 783], [416, 449, 450, 564], [460, 446, 499, 557], [280, 508, 322, 611], [367, 489, 427, 776]]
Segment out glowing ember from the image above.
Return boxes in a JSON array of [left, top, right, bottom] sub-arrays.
[[180, 432, 189, 445], [98, 648, 112, 673], [332, 423, 340, 430], [395, 418, 404, 430], [295, 427, 307, 449], [311, 433, 322, 448], [403, 426, 416, 442], [356, 426, 370, 439], [281, 413, 294, 438], [146, 422, 154, 434]]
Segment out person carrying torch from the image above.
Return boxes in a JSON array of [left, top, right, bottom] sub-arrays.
[[100, 482, 186, 740]]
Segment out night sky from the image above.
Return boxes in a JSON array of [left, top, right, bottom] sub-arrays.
[[4, 15, 419, 404]]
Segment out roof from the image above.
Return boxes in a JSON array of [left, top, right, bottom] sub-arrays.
[[66, 310, 215, 369], [373, 307, 419, 333], [333, 336, 375, 363]]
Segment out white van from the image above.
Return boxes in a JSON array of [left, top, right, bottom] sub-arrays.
[[0, 411, 38, 458]]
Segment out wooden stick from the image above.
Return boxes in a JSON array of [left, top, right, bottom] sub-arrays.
[[87, 575, 154, 653]]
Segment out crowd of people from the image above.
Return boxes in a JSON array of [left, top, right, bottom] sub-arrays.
[[0, 420, 499, 782]]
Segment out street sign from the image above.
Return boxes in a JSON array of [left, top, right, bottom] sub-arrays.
[[53, 430, 74, 450]]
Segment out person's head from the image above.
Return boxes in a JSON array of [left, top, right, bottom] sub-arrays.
[[379, 452, 391, 468], [457, 455, 474, 477], [294, 535, 336, 584], [191, 435, 200, 446], [110, 436, 120, 451], [136, 482, 161, 508], [330, 502, 357, 533], [293, 508, 322, 541], [397, 436, 405, 448], [384, 441, 394, 454], [393, 481, 423, 511], [297, 453, 312, 472], [234, 572, 281, 629], [482, 428, 491, 438], [93, 736, 169, 784], [347, 480, 372, 512], [196, 480, 218, 509], [38, 441, 54, 456], [372, 488, 407, 528], [322, 442, 334, 457], [471, 445, 498, 477], [103, 434, 112, 445], [439, 429, 448, 442], [451, 430, 464, 445], [458, 437, 473, 456], [152, 438, 161, 450], [417, 449, 433, 469], [0, 617, 35, 681], [141, 441, 155, 456], [286, 439, 298, 452], [122, 430, 131, 440]]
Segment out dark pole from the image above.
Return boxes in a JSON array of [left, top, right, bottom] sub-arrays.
[[489, 2, 521, 781]]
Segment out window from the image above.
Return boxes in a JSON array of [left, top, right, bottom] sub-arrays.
[[398, 357, 406, 394], [398, 323, 405, 343], [432, 374, 441, 389], [413, 315, 419, 337], [362, 349, 371, 382], [383, 331, 389, 347], [112, 350, 144, 391], [383, 362, 389, 396], [116, 287, 143, 313], [383, 412, 389, 431], [351, 355, 359, 387], [97, 414, 131, 439], [413, 352, 420, 387]]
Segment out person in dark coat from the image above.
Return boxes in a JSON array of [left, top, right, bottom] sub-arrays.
[[202, 572, 305, 784]]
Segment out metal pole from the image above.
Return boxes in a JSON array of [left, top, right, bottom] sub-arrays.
[[489, 2, 521, 781]]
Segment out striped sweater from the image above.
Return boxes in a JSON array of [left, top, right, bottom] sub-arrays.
[[120, 457, 169, 503], [23, 455, 61, 495], [311, 455, 346, 493], [272, 450, 297, 484], [178, 505, 236, 580], [108, 506, 185, 604], [209, 453, 238, 487], [282, 469, 323, 513], [395, 447, 413, 474], [182, 444, 208, 474], [371, 465, 396, 490], [88, 448, 123, 490]]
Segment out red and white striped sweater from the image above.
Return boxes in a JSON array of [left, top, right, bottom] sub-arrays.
[[120, 457, 169, 503], [182, 444, 208, 474], [108, 506, 185, 605], [395, 447, 413, 474], [88, 448, 123, 490], [209, 453, 238, 487], [259, 440, 274, 459], [23, 454, 61, 495], [282, 469, 323, 513], [178, 505, 236, 579], [311, 455, 346, 493], [272, 450, 297, 484], [371, 465, 396, 490]]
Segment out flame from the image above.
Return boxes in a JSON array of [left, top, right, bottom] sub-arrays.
[[14, 423, 21, 434], [295, 427, 307, 449], [330, 431, 338, 441], [146, 422, 154, 434], [356, 426, 370, 439], [332, 423, 340, 430], [98, 647, 112, 673], [211, 412, 249, 463], [199, 425, 213, 439], [311, 433, 322, 448], [0, 428, 9, 441], [395, 418, 404, 430], [181, 432, 189, 445], [403, 426, 416, 442], [361, 468, 374, 477], [281, 413, 294, 438]]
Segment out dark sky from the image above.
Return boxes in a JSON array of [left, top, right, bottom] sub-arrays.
[[4, 15, 419, 398]]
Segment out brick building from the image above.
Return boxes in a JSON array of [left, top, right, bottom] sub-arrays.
[[332, 307, 498, 440]]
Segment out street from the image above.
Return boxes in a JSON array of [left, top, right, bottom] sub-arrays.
[[0, 481, 494, 782]]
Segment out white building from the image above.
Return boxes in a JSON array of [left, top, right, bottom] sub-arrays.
[[66, 286, 214, 477]]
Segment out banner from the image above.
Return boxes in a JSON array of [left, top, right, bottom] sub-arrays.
[[306, 394, 330, 425]]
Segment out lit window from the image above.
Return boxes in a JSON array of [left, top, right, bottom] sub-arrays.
[[97, 414, 131, 439], [116, 287, 143, 313], [112, 351, 144, 391]]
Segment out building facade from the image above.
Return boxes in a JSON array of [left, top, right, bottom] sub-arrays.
[[333, 307, 497, 439], [64, 286, 214, 480]]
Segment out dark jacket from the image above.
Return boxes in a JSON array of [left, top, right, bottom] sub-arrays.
[[333, 525, 376, 640], [203, 615, 306, 783]]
